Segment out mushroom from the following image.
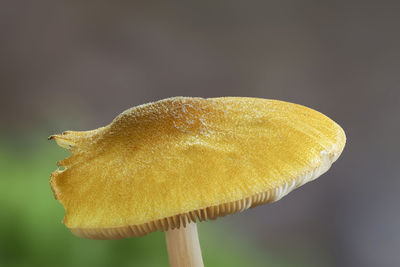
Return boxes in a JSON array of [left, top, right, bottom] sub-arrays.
[[49, 97, 346, 267]]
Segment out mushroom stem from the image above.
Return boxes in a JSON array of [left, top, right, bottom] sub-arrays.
[[165, 222, 204, 267]]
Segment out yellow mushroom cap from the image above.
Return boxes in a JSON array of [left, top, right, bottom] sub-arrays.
[[49, 97, 345, 239]]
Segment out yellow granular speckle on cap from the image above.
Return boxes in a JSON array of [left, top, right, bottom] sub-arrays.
[[49, 97, 346, 239]]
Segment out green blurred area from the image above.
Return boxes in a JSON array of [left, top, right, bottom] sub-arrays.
[[0, 132, 308, 267]]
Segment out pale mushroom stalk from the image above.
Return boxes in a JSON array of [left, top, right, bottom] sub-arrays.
[[166, 222, 203, 267], [48, 97, 346, 267]]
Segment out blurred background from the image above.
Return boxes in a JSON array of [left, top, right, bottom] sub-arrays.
[[1, 1, 399, 266]]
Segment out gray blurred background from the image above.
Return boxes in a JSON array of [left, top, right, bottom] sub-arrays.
[[1, 1, 399, 267]]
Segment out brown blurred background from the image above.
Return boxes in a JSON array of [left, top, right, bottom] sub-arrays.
[[1, 1, 399, 267]]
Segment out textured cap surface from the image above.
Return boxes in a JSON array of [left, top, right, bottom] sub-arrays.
[[50, 97, 346, 239]]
